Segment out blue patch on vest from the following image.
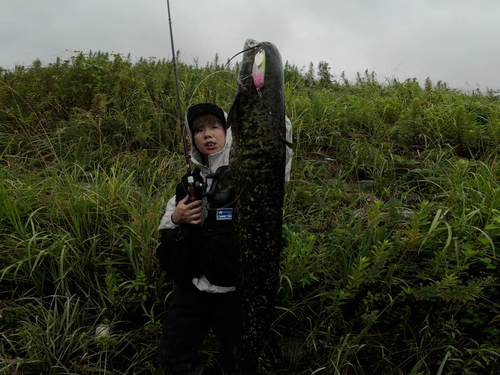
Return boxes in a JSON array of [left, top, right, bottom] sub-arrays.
[[216, 208, 233, 220]]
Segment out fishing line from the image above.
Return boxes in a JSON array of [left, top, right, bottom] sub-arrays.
[[226, 45, 259, 64], [188, 45, 260, 106], [205, 179, 248, 211], [188, 70, 234, 107]]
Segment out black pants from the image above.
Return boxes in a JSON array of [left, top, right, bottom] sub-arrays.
[[158, 282, 240, 374]]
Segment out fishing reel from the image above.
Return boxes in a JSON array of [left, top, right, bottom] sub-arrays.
[[184, 167, 232, 206], [193, 179, 206, 200], [186, 177, 206, 202], [183, 172, 206, 203]]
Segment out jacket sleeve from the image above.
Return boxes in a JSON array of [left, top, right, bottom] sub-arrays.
[[158, 195, 179, 231], [285, 116, 293, 183]]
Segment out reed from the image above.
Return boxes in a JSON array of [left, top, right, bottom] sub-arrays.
[[1, 51, 500, 374]]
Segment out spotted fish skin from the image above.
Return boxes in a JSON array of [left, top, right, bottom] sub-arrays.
[[227, 39, 286, 374]]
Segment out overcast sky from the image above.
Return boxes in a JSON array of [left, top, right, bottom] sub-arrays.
[[2, 0, 499, 92]]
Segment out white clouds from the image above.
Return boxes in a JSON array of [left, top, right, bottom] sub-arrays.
[[0, 0, 499, 90]]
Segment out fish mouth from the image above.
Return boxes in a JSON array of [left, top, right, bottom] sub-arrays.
[[244, 39, 260, 50]]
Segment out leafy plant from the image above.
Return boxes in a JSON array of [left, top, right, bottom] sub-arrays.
[[2, 51, 500, 374]]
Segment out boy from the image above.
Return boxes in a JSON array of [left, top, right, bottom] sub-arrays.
[[157, 103, 239, 375]]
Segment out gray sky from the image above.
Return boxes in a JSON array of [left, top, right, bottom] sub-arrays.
[[2, 0, 499, 92]]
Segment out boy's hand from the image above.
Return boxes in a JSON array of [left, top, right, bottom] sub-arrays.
[[171, 195, 202, 225]]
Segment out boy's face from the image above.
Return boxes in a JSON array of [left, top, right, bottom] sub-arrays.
[[193, 121, 226, 161]]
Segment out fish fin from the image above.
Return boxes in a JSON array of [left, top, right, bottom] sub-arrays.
[[281, 137, 294, 149], [226, 90, 243, 129], [219, 169, 233, 192], [226, 103, 237, 130]]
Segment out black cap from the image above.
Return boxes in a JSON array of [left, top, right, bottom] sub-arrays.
[[186, 103, 226, 131]]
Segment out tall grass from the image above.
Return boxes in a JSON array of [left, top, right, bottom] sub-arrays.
[[1, 52, 500, 374]]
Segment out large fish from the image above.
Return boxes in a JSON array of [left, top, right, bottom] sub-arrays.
[[226, 39, 287, 374]]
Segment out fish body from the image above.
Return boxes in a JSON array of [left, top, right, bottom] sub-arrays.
[[227, 39, 286, 373]]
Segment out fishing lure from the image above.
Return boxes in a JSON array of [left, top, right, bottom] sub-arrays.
[[252, 48, 265, 92]]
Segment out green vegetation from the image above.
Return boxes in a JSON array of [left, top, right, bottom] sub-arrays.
[[1, 51, 500, 374]]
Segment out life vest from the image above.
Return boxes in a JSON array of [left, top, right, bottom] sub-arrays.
[[175, 166, 236, 287]]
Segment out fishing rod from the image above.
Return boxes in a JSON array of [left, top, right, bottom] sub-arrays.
[[166, 0, 196, 202]]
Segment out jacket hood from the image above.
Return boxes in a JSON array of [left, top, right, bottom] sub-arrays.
[[185, 104, 232, 173]]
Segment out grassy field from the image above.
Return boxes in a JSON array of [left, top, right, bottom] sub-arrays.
[[1, 51, 500, 374]]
